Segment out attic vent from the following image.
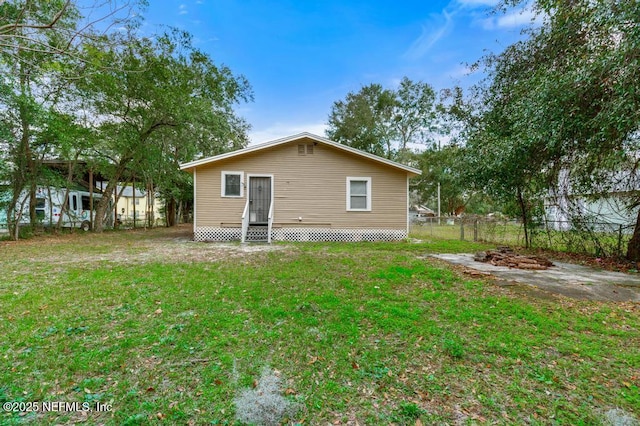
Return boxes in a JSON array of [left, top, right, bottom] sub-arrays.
[[298, 144, 314, 155]]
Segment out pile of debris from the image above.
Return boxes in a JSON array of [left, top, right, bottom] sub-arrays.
[[474, 246, 554, 270]]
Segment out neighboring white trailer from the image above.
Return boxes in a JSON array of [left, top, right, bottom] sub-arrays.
[[11, 186, 110, 231]]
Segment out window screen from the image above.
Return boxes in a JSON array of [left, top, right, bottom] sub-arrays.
[[347, 177, 371, 211], [224, 173, 241, 196], [349, 180, 368, 209]]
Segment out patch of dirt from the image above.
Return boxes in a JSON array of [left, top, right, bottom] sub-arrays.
[[529, 247, 640, 274], [1, 224, 291, 266], [93, 240, 289, 265]]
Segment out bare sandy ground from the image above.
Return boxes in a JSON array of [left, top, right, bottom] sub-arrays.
[[431, 253, 640, 302]]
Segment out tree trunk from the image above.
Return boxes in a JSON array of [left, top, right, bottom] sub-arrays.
[[132, 177, 137, 229], [93, 159, 131, 232], [182, 201, 191, 224], [626, 209, 640, 261], [17, 60, 39, 228], [517, 187, 530, 248], [56, 159, 77, 230], [146, 180, 154, 228], [28, 181, 37, 226], [166, 197, 176, 227], [93, 181, 115, 232], [10, 195, 28, 241], [8, 189, 21, 241], [7, 122, 29, 239], [57, 188, 70, 230]]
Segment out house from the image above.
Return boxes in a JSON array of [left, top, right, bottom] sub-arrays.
[[113, 184, 164, 226], [545, 169, 639, 231], [179, 133, 421, 242], [410, 205, 436, 219], [115, 185, 146, 222]]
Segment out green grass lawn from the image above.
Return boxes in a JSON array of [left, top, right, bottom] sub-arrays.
[[1, 228, 638, 425], [410, 220, 527, 247]]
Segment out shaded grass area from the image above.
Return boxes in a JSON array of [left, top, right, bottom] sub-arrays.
[[1, 232, 639, 424]]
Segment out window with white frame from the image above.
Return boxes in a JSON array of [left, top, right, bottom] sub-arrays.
[[346, 177, 371, 211], [221, 171, 244, 197]]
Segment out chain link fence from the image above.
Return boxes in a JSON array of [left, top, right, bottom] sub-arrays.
[[410, 216, 635, 258]]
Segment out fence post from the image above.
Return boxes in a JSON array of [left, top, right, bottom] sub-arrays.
[[460, 218, 465, 241], [474, 219, 478, 242], [617, 224, 623, 257]]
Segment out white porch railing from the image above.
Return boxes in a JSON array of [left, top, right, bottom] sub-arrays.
[[241, 198, 250, 243], [267, 197, 274, 244]]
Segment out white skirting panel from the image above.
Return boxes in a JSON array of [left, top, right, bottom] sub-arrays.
[[193, 227, 406, 242], [273, 228, 406, 242], [194, 227, 242, 241]]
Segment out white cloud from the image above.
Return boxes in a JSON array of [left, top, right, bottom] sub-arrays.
[[496, 8, 538, 28], [481, 6, 543, 30], [388, 77, 403, 88], [179, 4, 188, 15], [248, 122, 328, 146], [447, 64, 475, 79], [404, 10, 454, 60]]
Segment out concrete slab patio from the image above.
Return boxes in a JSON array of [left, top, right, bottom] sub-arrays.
[[431, 253, 640, 302]]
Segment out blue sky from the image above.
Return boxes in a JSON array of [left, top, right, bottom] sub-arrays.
[[142, 0, 535, 144]]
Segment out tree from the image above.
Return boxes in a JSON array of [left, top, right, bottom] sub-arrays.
[[326, 83, 395, 158], [0, 1, 137, 58], [0, 0, 82, 238], [78, 28, 252, 231], [413, 145, 466, 215], [442, 52, 552, 247], [394, 77, 438, 153], [460, 0, 639, 252], [0, 0, 141, 239], [145, 113, 249, 227], [326, 78, 439, 161], [458, 104, 549, 247]]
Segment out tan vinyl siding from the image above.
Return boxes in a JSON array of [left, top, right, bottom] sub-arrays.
[[194, 137, 408, 229]]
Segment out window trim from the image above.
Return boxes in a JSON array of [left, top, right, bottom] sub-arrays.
[[221, 171, 244, 198], [346, 177, 372, 212]]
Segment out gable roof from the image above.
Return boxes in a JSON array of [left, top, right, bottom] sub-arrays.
[[179, 132, 422, 176], [116, 185, 146, 198]]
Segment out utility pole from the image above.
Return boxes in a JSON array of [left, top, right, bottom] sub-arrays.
[[437, 182, 441, 225]]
